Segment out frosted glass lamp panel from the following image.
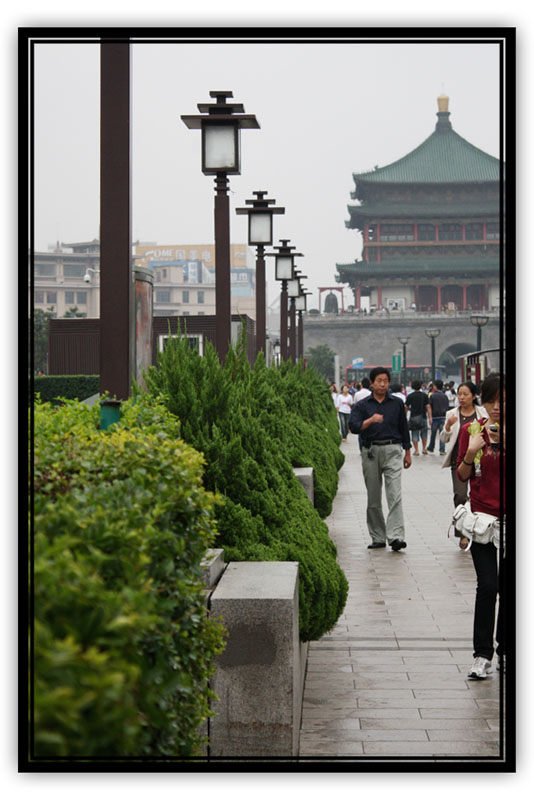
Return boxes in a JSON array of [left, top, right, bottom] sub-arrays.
[[295, 294, 306, 311], [275, 256, 293, 281], [249, 212, 272, 244], [287, 278, 300, 297], [204, 125, 238, 171]]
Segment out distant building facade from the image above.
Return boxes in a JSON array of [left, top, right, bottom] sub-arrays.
[[30, 240, 256, 319], [336, 96, 503, 313]]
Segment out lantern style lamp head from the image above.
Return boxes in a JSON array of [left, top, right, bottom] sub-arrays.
[[181, 90, 260, 176], [425, 328, 441, 339], [268, 239, 303, 282], [295, 292, 308, 312], [236, 191, 285, 247], [398, 336, 410, 346], [288, 271, 307, 298], [274, 339, 281, 356], [470, 314, 489, 329]]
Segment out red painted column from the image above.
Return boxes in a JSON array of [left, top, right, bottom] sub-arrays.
[[462, 284, 467, 310], [356, 285, 361, 310], [377, 286, 382, 308]]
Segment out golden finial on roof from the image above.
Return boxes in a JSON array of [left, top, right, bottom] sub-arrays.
[[437, 94, 449, 112]]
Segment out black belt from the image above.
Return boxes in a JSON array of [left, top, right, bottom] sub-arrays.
[[364, 439, 402, 448]]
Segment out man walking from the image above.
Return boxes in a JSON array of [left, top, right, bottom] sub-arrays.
[[349, 367, 412, 551], [427, 379, 449, 454]]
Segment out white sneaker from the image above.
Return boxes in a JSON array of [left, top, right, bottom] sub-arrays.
[[467, 656, 492, 679]]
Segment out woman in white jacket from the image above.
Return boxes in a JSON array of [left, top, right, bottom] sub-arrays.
[[440, 381, 488, 546]]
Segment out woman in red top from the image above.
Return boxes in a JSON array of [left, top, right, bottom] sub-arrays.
[[456, 373, 505, 680]]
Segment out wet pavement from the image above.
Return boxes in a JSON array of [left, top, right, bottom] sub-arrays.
[[299, 437, 504, 762]]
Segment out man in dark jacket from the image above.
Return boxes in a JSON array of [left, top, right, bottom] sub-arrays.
[[427, 379, 449, 454], [349, 367, 411, 551]]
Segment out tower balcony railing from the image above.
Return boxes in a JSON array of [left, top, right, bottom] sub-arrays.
[[306, 308, 502, 321]]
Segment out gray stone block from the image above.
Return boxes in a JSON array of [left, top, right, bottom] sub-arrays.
[[293, 467, 314, 504], [209, 561, 300, 758], [201, 548, 226, 589]]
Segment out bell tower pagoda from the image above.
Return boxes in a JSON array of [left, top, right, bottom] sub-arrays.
[[336, 96, 503, 313]]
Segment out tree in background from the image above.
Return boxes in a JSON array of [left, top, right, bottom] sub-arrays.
[[30, 307, 55, 375], [306, 343, 336, 383], [63, 306, 86, 318]]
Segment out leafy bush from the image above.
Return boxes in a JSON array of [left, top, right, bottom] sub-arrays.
[[31, 374, 100, 405], [31, 396, 226, 759], [144, 330, 348, 641]]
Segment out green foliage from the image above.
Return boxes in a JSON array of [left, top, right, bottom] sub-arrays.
[[306, 344, 336, 383], [31, 395, 226, 759], [31, 375, 100, 406], [144, 329, 348, 642]]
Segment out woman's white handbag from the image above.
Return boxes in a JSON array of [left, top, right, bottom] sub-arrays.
[[450, 502, 502, 550]]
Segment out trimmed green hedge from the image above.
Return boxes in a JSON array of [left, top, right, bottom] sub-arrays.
[[32, 396, 226, 759], [31, 375, 100, 405], [143, 330, 348, 642]]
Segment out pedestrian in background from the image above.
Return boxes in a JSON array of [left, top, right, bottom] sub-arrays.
[[446, 381, 459, 408], [405, 379, 432, 456], [456, 373, 505, 679], [390, 382, 406, 403], [329, 383, 338, 407], [349, 368, 412, 551], [427, 379, 449, 454], [336, 384, 353, 442], [440, 381, 488, 546], [353, 377, 372, 453]]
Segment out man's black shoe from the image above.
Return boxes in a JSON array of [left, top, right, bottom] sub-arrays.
[[390, 539, 407, 552], [368, 542, 386, 549]]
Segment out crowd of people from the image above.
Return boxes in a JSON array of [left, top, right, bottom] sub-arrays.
[[329, 369, 505, 682]]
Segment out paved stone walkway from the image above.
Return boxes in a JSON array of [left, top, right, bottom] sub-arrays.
[[299, 436, 504, 761]]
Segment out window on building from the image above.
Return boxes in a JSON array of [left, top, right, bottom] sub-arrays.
[[156, 290, 171, 303], [35, 263, 56, 277], [46, 292, 57, 303], [189, 249, 198, 259], [367, 225, 377, 242], [64, 264, 86, 278], [182, 290, 189, 303], [162, 269, 167, 279], [76, 291, 87, 304], [202, 250, 211, 262], [465, 223, 484, 240], [34, 291, 44, 303], [380, 224, 414, 241], [438, 223, 462, 241], [156, 271, 161, 282], [417, 224, 436, 241], [366, 247, 378, 262], [486, 222, 500, 240], [198, 311, 205, 316], [182, 311, 190, 316], [65, 291, 75, 304], [197, 291, 204, 304]]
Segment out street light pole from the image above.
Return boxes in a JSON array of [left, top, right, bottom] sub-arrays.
[[398, 336, 410, 387], [236, 191, 285, 357], [181, 91, 260, 362], [425, 328, 440, 383], [267, 240, 303, 363], [288, 271, 307, 365], [470, 314, 489, 352]]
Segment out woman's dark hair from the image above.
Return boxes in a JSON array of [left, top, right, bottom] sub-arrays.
[[369, 367, 390, 383], [361, 377, 370, 389], [481, 373, 501, 405], [457, 381, 478, 404], [411, 379, 422, 391], [390, 383, 402, 393]]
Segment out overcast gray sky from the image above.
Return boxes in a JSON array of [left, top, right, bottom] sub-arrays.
[[33, 36, 501, 308]]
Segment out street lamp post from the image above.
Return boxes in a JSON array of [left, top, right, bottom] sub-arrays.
[[267, 240, 303, 362], [288, 271, 307, 365], [295, 289, 310, 361], [273, 339, 281, 367], [470, 314, 489, 352], [398, 336, 410, 387], [181, 91, 260, 361], [236, 191, 285, 357], [425, 329, 441, 383]]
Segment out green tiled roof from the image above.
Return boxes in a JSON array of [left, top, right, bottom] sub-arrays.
[[346, 201, 499, 223], [353, 112, 502, 186], [336, 256, 502, 279]]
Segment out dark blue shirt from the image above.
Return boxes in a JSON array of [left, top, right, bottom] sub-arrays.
[[349, 392, 411, 450]]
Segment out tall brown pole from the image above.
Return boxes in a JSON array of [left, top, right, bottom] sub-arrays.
[[280, 281, 288, 362], [100, 40, 133, 400], [289, 298, 296, 364], [255, 244, 266, 356], [298, 310, 304, 361], [214, 173, 231, 361]]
